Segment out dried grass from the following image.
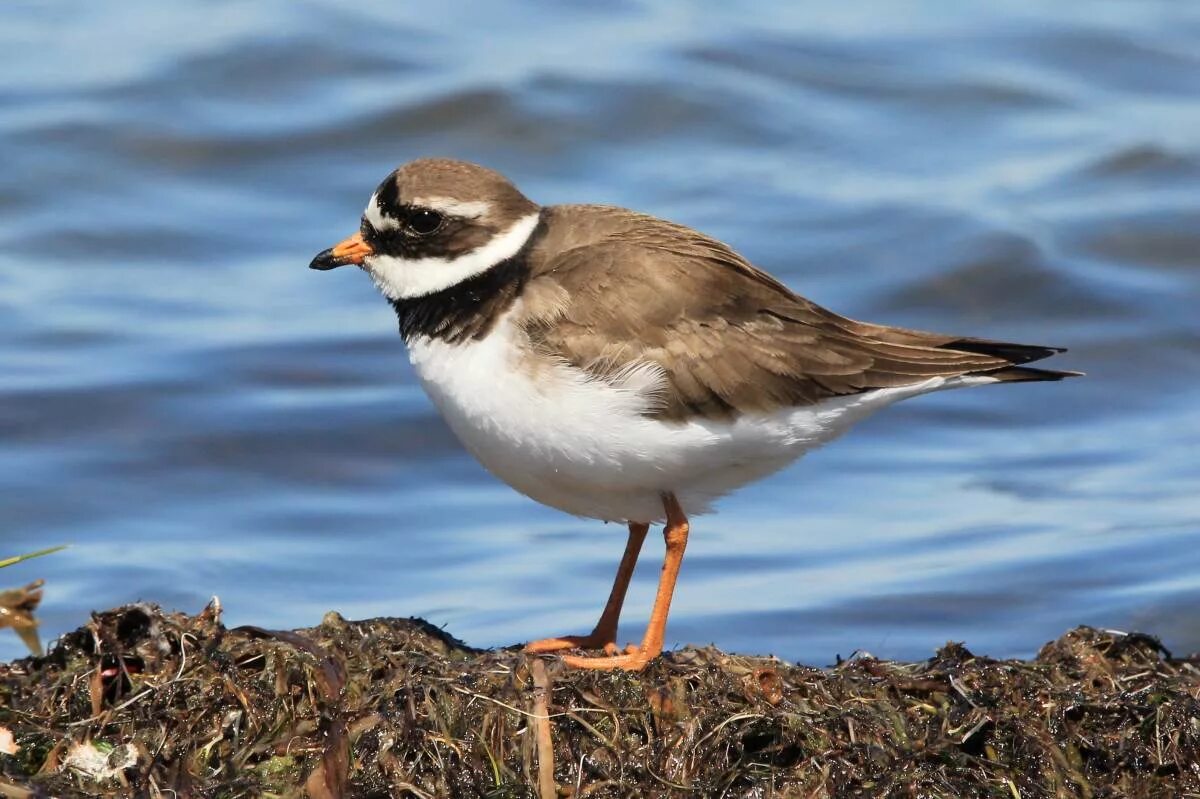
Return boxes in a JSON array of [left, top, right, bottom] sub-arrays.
[[2, 603, 1199, 798]]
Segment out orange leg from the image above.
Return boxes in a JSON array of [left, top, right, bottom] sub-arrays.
[[562, 494, 690, 671], [525, 521, 649, 656]]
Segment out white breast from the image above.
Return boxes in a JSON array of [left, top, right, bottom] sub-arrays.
[[406, 307, 995, 523]]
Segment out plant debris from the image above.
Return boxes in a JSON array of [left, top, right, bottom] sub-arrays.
[[2, 603, 1199, 797], [0, 581, 45, 658], [1, 546, 67, 657]]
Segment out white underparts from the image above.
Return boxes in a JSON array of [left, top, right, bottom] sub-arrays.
[[406, 307, 1001, 523], [364, 212, 541, 300]]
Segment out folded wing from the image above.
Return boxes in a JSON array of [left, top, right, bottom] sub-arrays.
[[523, 234, 1078, 422]]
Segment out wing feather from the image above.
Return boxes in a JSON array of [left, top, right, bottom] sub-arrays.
[[521, 220, 1073, 421]]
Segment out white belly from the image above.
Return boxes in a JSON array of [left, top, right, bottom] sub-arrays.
[[406, 309, 991, 523]]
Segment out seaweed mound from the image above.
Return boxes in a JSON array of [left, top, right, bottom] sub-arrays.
[[2, 603, 1198, 797]]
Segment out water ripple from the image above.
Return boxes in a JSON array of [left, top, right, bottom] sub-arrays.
[[2, 1, 1198, 663]]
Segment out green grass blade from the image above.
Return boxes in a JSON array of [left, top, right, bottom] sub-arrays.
[[0, 545, 68, 569]]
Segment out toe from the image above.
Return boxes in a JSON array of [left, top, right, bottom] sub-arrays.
[[561, 650, 652, 671], [525, 636, 586, 653], [525, 633, 619, 654]]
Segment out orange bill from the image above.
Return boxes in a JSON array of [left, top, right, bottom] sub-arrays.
[[310, 231, 374, 270]]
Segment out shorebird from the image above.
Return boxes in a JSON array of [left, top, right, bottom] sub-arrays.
[[310, 158, 1077, 670]]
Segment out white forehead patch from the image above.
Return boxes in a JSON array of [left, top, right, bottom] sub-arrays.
[[365, 211, 540, 301], [362, 192, 400, 231], [414, 197, 492, 219]]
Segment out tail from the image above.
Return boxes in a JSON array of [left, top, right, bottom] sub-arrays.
[[939, 337, 1083, 383]]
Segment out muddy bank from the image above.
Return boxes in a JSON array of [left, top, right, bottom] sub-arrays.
[[1, 603, 1198, 798]]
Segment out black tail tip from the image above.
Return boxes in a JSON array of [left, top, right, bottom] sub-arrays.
[[991, 365, 1084, 383], [944, 338, 1069, 365]]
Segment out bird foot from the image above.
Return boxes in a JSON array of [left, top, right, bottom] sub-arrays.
[[524, 633, 619, 656], [560, 644, 657, 671]]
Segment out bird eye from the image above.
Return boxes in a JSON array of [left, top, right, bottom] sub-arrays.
[[406, 208, 444, 236]]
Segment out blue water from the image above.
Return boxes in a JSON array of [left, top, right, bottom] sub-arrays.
[[2, 1, 1198, 665]]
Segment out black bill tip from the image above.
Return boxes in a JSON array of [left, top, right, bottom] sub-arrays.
[[309, 248, 346, 271]]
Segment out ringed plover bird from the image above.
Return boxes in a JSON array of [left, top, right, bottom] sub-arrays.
[[310, 158, 1078, 670]]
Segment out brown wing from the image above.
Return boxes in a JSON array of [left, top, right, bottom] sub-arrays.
[[522, 229, 1075, 422]]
